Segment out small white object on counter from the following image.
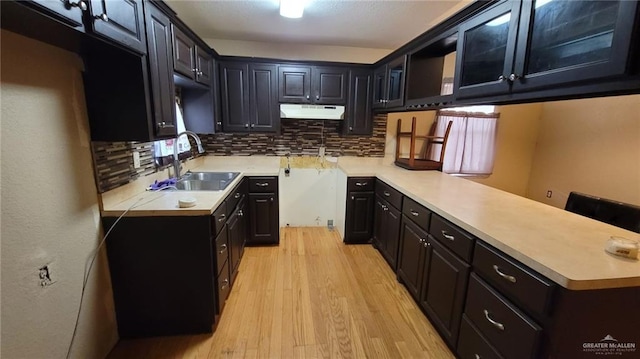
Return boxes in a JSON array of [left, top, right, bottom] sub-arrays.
[[178, 197, 197, 208], [605, 236, 639, 259]]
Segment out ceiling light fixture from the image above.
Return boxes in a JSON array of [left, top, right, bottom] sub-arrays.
[[280, 0, 304, 18]]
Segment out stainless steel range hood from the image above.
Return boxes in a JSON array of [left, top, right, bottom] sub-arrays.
[[280, 104, 345, 120]]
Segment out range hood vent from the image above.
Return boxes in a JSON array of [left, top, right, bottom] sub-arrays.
[[280, 104, 345, 120]]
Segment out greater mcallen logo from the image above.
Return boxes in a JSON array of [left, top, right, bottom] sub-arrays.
[[583, 335, 637, 355]]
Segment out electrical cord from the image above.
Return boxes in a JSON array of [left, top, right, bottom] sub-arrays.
[[65, 186, 177, 359]]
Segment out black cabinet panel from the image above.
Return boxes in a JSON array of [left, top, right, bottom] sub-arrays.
[[145, 3, 176, 138], [372, 65, 387, 109], [220, 62, 249, 132], [249, 64, 280, 132], [278, 65, 312, 103], [195, 46, 212, 86], [89, 0, 146, 54], [386, 55, 407, 108], [346, 69, 372, 135], [171, 24, 195, 78], [312, 66, 348, 104], [397, 216, 429, 300], [248, 193, 279, 244], [345, 191, 374, 243], [30, 0, 85, 29]]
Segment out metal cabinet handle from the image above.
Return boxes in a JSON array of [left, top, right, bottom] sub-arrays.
[[498, 75, 506, 82], [508, 73, 520, 82], [316, 95, 320, 100], [349, 126, 353, 131], [483, 309, 505, 331], [197, 70, 203, 76], [219, 243, 227, 254], [93, 13, 108, 22], [234, 193, 241, 199], [218, 214, 226, 222], [351, 196, 355, 200], [67, 0, 87, 11], [221, 278, 229, 289], [475, 355, 481, 359], [419, 238, 425, 244], [157, 122, 166, 128], [306, 95, 310, 100], [238, 210, 244, 217], [355, 182, 367, 187], [216, 121, 222, 126], [493, 265, 517, 283], [424, 241, 430, 248], [383, 191, 391, 197], [251, 124, 255, 128], [441, 230, 455, 241], [244, 123, 249, 128], [381, 205, 388, 211], [410, 210, 419, 217], [270, 197, 274, 202], [256, 182, 269, 187]]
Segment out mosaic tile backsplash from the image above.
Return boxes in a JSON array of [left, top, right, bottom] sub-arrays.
[[91, 115, 387, 193]]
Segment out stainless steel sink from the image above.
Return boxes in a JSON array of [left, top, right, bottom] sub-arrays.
[[175, 171, 240, 191]]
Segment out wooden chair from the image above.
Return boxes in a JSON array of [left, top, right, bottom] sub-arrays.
[[394, 117, 453, 171]]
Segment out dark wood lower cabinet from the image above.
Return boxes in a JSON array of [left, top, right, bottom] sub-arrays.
[[419, 236, 470, 347], [373, 195, 401, 269], [228, 198, 247, 285], [344, 191, 375, 243], [396, 216, 430, 300], [248, 193, 279, 245]]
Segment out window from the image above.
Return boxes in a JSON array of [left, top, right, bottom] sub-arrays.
[[429, 106, 499, 176]]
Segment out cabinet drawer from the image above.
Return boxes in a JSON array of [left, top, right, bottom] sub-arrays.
[[401, 197, 431, 231], [375, 179, 402, 209], [457, 315, 503, 359], [465, 274, 542, 359], [217, 260, 231, 314], [214, 226, 229, 276], [473, 241, 554, 316], [248, 177, 278, 193], [430, 215, 474, 262], [347, 177, 374, 192], [212, 202, 227, 236], [225, 178, 246, 214]]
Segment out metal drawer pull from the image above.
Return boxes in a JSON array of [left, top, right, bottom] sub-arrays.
[[238, 210, 244, 217], [410, 210, 419, 217], [419, 238, 425, 244], [441, 230, 455, 241], [218, 214, 226, 222], [234, 193, 241, 199], [221, 278, 229, 289], [493, 265, 517, 283], [483, 309, 505, 331], [383, 191, 391, 197], [475, 355, 481, 359], [355, 182, 368, 186], [256, 182, 269, 187], [424, 241, 430, 248], [219, 243, 227, 253]]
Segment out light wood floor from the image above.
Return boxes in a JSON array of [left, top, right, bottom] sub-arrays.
[[107, 227, 454, 358]]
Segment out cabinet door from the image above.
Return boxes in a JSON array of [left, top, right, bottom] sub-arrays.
[[373, 196, 387, 252], [312, 66, 348, 104], [249, 64, 280, 132], [248, 193, 279, 244], [89, 0, 146, 54], [512, 0, 638, 92], [385, 204, 402, 270], [346, 69, 372, 135], [195, 46, 212, 86], [220, 62, 250, 132], [171, 24, 195, 78], [420, 237, 470, 347], [455, 1, 522, 99], [278, 65, 312, 103], [397, 216, 429, 300], [29, 0, 85, 29], [372, 65, 387, 109], [344, 191, 375, 244], [144, 3, 176, 138], [386, 55, 407, 108], [227, 207, 241, 284]]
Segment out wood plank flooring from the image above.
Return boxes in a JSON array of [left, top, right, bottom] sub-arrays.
[[107, 227, 454, 358]]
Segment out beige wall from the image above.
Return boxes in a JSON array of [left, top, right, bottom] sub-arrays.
[[385, 111, 437, 159], [206, 38, 392, 64], [1, 31, 118, 358], [470, 103, 543, 196], [527, 94, 640, 208]]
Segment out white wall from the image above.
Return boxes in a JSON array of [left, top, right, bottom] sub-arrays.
[[1, 30, 118, 358]]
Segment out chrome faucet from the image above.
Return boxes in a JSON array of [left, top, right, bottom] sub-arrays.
[[173, 131, 206, 179]]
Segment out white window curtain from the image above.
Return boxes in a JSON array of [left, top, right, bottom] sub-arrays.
[[429, 110, 499, 176]]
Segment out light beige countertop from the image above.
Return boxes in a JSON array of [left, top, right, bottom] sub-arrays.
[[337, 157, 640, 290], [100, 156, 280, 217]]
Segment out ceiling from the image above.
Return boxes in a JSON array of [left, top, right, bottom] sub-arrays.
[[164, 0, 466, 50]]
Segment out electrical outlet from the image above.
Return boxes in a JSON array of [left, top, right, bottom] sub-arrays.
[[39, 265, 52, 287], [327, 219, 334, 230], [546, 190, 552, 198], [133, 151, 141, 169], [319, 146, 325, 157]]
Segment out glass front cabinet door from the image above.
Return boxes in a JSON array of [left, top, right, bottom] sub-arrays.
[[455, 0, 638, 99], [512, 0, 638, 92]]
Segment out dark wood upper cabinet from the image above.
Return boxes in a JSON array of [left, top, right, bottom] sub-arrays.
[[249, 64, 280, 132], [456, 0, 639, 99], [88, 0, 146, 54], [29, 0, 85, 29], [278, 65, 312, 103], [371, 55, 407, 109], [145, 3, 176, 138], [372, 65, 387, 109], [220, 62, 249, 132], [345, 69, 372, 135], [195, 46, 212, 86], [171, 24, 195, 78], [278, 65, 348, 104]]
